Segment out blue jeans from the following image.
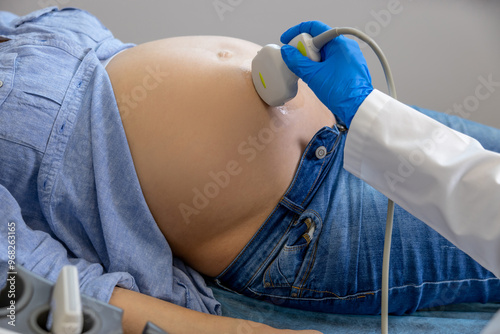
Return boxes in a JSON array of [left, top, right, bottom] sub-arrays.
[[214, 107, 500, 315]]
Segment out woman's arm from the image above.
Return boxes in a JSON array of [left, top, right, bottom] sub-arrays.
[[109, 287, 322, 334]]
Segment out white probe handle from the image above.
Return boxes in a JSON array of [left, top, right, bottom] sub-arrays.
[[51, 266, 83, 334], [288, 33, 321, 62], [251, 33, 321, 106]]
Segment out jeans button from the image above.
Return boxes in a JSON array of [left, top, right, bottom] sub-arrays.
[[315, 146, 327, 159], [0, 80, 3, 88]]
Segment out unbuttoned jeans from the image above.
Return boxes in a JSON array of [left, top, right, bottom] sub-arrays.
[[215, 109, 500, 315]]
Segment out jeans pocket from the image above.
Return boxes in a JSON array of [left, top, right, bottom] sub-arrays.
[[262, 211, 322, 290]]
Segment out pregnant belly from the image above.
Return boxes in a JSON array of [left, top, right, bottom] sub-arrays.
[[105, 36, 335, 276]]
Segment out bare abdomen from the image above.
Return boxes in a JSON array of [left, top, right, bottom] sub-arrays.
[[105, 36, 335, 276]]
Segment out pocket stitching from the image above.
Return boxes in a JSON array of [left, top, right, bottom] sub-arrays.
[[290, 210, 322, 296], [262, 213, 321, 290]]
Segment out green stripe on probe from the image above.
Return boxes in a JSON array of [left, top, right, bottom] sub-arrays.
[[259, 72, 266, 88]]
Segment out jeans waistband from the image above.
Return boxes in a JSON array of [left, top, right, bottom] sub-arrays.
[[215, 123, 347, 291]]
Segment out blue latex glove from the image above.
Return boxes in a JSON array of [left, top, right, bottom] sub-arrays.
[[281, 21, 373, 128]]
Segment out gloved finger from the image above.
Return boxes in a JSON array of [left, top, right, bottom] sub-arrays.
[[335, 35, 364, 55], [325, 35, 367, 66], [280, 44, 319, 79], [280, 20, 332, 44]]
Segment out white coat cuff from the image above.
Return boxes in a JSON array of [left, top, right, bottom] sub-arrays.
[[343, 89, 391, 178]]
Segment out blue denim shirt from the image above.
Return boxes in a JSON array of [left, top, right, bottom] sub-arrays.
[[0, 7, 220, 315]]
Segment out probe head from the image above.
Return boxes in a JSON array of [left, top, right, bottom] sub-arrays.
[[251, 44, 299, 106]]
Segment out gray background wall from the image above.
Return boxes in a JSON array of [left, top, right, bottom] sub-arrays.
[[2, 0, 500, 128]]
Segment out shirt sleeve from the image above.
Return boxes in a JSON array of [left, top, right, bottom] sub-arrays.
[[0, 183, 137, 303], [343, 89, 500, 278]]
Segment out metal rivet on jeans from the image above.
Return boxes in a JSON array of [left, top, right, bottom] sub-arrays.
[[264, 282, 271, 288], [0, 80, 3, 88], [315, 146, 327, 159], [291, 292, 298, 297]]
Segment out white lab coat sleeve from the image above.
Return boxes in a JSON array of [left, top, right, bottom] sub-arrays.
[[343, 89, 500, 278]]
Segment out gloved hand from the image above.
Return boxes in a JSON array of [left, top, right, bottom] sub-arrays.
[[281, 21, 373, 128]]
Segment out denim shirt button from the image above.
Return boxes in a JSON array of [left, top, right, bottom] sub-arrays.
[[0, 80, 3, 88], [315, 146, 327, 159]]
